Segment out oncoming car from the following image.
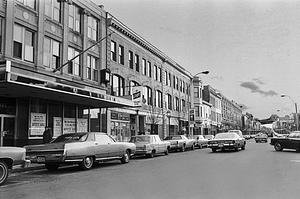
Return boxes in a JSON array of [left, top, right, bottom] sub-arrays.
[[208, 132, 246, 152]]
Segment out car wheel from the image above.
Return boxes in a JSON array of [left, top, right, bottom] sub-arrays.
[[180, 145, 186, 152], [80, 156, 94, 170], [0, 161, 9, 186], [212, 148, 217, 153], [191, 144, 195, 151], [45, 164, 59, 171], [147, 150, 155, 158], [274, 143, 283, 151], [241, 145, 245, 150], [121, 150, 130, 164], [164, 148, 169, 155]]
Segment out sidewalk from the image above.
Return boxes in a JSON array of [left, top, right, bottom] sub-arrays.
[[12, 163, 45, 173]]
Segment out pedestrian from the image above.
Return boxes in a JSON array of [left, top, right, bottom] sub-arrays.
[[43, 126, 53, 144]]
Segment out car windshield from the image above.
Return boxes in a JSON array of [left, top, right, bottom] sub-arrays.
[[51, 133, 88, 143], [130, 136, 150, 143], [214, 133, 237, 139]]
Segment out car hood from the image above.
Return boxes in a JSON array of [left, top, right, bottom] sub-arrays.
[[132, 142, 150, 147], [0, 147, 26, 158], [210, 138, 238, 141]]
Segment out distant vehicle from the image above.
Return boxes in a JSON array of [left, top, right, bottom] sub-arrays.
[[164, 135, 196, 152], [228, 130, 243, 138], [0, 147, 30, 185], [208, 132, 246, 152], [25, 132, 136, 171], [204, 135, 215, 140], [193, 135, 208, 148], [255, 133, 268, 143], [243, 135, 251, 140], [129, 135, 170, 158], [270, 131, 300, 152]]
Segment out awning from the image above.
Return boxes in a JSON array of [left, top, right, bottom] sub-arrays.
[[0, 80, 135, 108]]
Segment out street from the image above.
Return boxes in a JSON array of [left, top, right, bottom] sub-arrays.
[[1, 140, 300, 199]]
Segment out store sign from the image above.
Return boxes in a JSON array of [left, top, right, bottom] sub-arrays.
[[77, 118, 88, 132], [53, 117, 62, 137], [30, 113, 46, 136], [111, 111, 130, 121], [132, 86, 143, 106], [63, 118, 76, 133]]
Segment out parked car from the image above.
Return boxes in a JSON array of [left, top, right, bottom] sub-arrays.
[[243, 135, 251, 140], [193, 135, 208, 149], [129, 135, 170, 158], [164, 135, 195, 152], [255, 133, 268, 143], [204, 135, 215, 140], [25, 132, 136, 171], [208, 132, 246, 152], [0, 147, 30, 185], [270, 131, 300, 152]]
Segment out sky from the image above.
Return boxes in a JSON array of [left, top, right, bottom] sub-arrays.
[[93, 0, 300, 119]]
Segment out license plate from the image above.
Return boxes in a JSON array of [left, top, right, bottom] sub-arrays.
[[37, 156, 45, 162]]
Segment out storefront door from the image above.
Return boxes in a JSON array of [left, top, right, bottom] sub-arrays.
[[0, 115, 15, 146]]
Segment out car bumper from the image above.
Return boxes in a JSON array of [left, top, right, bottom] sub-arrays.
[[208, 143, 237, 150], [134, 150, 152, 155]]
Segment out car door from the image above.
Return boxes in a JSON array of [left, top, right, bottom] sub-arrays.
[[151, 136, 159, 153], [155, 136, 165, 153], [288, 134, 300, 149], [94, 134, 115, 159]]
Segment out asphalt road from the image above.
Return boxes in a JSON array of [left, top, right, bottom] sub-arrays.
[[1, 139, 300, 199]]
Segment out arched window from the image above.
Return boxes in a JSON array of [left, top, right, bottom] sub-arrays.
[[155, 90, 163, 108], [111, 74, 124, 96], [142, 86, 152, 105]]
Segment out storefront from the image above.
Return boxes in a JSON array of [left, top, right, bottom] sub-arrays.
[[110, 110, 130, 142]]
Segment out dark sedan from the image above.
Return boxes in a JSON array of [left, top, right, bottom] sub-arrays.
[[270, 131, 300, 152], [208, 132, 246, 152]]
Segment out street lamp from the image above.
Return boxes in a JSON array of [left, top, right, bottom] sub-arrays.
[[281, 94, 298, 131], [193, 71, 209, 78], [166, 110, 171, 136]]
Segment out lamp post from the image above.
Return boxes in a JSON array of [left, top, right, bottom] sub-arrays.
[[281, 95, 298, 131], [166, 110, 171, 136]]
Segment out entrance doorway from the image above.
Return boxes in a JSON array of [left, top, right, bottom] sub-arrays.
[[0, 115, 15, 146]]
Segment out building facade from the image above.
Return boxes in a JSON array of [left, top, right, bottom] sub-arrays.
[[221, 95, 243, 131], [0, 0, 135, 147]]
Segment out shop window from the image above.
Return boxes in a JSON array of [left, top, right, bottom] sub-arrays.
[[77, 105, 88, 133], [48, 102, 62, 138], [43, 37, 60, 69], [90, 108, 100, 132], [13, 24, 34, 63], [29, 99, 47, 138], [45, 0, 61, 22]]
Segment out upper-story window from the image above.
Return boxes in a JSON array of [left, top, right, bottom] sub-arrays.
[[13, 24, 34, 63], [168, 73, 171, 86], [195, 106, 200, 117], [164, 71, 168, 85], [194, 87, 199, 98], [118, 45, 124, 65], [180, 80, 183, 92], [183, 81, 185, 93], [17, 0, 35, 10], [135, 54, 139, 72], [155, 90, 163, 108], [112, 75, 124, 96], [142, 59, 146, 75], [0, 19, 2, 53], [143, 86, 152, 106], [128, 80, 139, 95], [175, 97, 179, 111], [176, 77, 179, 90], [158, 67, 162, 82], [128, 51, 133, 69], [88, 16, 98, 41], [173, 75, 176, 89], [43, 37, 60, 69], [181, 99, 186, 112], [68, 46, 81, 76], [45, 0, 60, 22], [166, 94, 172, 110], [154, 65, 157, 81], [87, 54, 98, 82], [69, 4, 81, 33], [110, 41, 116, 61], [147, 61, 151, 78]]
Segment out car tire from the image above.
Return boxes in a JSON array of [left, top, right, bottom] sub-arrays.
[[80, 156, 94, 170], [45, 164, 59, 171], [191, 144, 195, 151], [212, 148, 217, 153], [180, 145, 186, 152], [121, 150, 130, 164], [147, 150, 155, 158], [164, 148, 169, 155], [241, 145, 245, 150], [0, 161, 9, 186], [274, 143, 283, 151]]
